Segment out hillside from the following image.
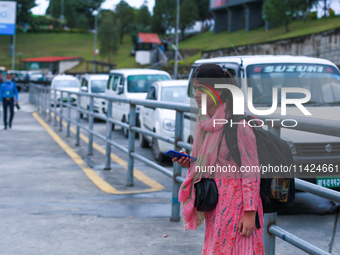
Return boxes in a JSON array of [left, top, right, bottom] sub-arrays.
[[179, 16, 340, 65], [0, 33, 137, 70], [1, 17, 340, 70]]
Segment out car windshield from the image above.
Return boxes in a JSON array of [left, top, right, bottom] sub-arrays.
[[127, 74, 169, 93], [161, 86, 187, 103], [91, 79, 107, 93], [246, 63, 340, 106], [53, 80, 79, 88]]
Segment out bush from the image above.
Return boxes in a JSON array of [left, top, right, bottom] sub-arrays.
[[308, 12, 318, 20], [329, 8, 336, 18]]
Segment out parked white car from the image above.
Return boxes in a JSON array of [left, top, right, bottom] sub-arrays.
[[185, 55, 340, 189], [140, 80, 189, 162], [105, 69, 171, 137], [50, 74, 80, 106], [79, 74, 108, 120]]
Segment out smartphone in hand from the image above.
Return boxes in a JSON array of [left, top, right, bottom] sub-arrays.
[[164, 150, 197, 162]]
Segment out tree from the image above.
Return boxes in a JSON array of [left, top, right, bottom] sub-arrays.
[[15, 0, 37, 24], [115, 0, 135, 44], [263, 0, 308, 32], [151, 0, 176, 35], [135, 1, 151, 29], [98, 10, 120, 63], [46, 0, 104, 29], [196, 0, 213, 31], [179, 0, 198, 40]]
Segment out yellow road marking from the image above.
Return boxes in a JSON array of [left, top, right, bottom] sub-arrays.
[[34, 112, 165, 194]]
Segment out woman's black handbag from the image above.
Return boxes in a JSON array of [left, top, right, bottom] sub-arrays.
[[194, 178, 218, 212]]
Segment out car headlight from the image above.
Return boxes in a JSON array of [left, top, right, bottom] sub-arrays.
[[283, 139, 297, 155], [163, 119, 175, 132]]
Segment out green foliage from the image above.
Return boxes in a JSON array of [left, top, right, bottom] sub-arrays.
[[115, 0, 135, 44], [263, 0, 308, 32], [329, 8, 336, 18], [179, 0, 198, 40], [135, 1, 151, 28], [46, 0, 104, 29], [15, 0, 37, 24], [98, 10, 120, 63], [197, 0, 212, 22], [151, 0, 176, 35], [308, 11, 318, 20]]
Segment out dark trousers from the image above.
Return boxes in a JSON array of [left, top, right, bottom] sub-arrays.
[[2, 98, 14, 127]]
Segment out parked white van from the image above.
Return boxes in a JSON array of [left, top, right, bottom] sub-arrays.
[[185, 55, 340, 189], [105, 69, 171, 137], [79, 74, 108, 120]]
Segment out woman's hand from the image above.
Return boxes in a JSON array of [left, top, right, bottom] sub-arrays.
[[237, 211, 256, 237], [172, 150, 190, 168]]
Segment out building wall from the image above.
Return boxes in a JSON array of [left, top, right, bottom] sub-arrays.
[[136, 51, 152, 65], [59, 60, 81, 74], [201, 28, 340, 66]]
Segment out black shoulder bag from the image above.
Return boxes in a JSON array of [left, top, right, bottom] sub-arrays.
[[194, 178, 218, 212]]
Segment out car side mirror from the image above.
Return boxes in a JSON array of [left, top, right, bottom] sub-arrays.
[[117, 85, 124, 95], [81, 86, 88, 92]]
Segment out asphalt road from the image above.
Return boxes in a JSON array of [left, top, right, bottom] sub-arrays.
[[0, 92, 339, 254]]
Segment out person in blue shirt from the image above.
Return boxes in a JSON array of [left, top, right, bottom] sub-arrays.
[[0, 74, 19, 130]]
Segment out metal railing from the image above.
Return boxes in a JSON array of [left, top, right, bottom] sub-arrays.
[[29, 84, 340, 255]]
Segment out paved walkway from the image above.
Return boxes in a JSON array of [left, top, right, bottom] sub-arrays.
[[0, 94, 339, 254]]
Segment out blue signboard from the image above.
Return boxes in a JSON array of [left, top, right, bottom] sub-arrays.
[[0, 1, 17, 35]]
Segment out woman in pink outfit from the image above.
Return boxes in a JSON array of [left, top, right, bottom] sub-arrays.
[[173, 64, 265, 255]]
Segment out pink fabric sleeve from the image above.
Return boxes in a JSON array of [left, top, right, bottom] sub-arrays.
[[237, 124, 261, 211]]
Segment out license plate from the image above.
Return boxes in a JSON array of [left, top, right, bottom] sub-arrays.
[[316, 177, 340, 188]]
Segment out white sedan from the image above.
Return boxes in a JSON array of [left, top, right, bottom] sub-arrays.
[[50, 75, 80, 106], [139, 80, 189, 162]]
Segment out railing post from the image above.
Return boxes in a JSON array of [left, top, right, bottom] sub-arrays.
[[75, 94, 81, 146], [48, 87, 51, 122], [126, 103, 136, 186], [66, 93, 71, 137], [43, 87, 47, 118], [87, 96, 94, 156], [263, 124, 281, 255], [171, 110, 183, 222], [54, 90, 57, 126], [59, 91, 63, 132], [104, 100, 113, 170]]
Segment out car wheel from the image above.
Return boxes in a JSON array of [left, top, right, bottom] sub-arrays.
[[122, 118, 129, 138], [152, 138, 166, 162], [140, 134, 149, 148]]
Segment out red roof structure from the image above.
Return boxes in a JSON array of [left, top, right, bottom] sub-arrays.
[[138, 33, 161, 44], [21, 56, 82, 62]]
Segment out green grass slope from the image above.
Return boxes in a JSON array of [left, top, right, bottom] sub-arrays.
[[179, 17, 340, 65], [0, 33, 137, 70]]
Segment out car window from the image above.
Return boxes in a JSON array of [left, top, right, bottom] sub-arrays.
[[91, 79, 107, 93], [53, 80, 79, 88], [107, 76, 113, 90], [112, 76, 120, 91], [161, 86, 187, 103], [146, 87, 156, 100], [246, 63, 340, 105], [127, 75, 169, 93], [81, 78, 88, 88]]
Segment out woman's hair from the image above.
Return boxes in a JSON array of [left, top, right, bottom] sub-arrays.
[[193, 63, 236, 119]]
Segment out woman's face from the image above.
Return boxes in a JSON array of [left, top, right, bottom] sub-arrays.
[[193, 80, 222, 109]]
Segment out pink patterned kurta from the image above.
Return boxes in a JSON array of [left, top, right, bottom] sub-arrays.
[[202, 124, 265, 255]]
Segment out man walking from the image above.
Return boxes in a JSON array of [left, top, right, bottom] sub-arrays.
[[0, 74, 19, 130]]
